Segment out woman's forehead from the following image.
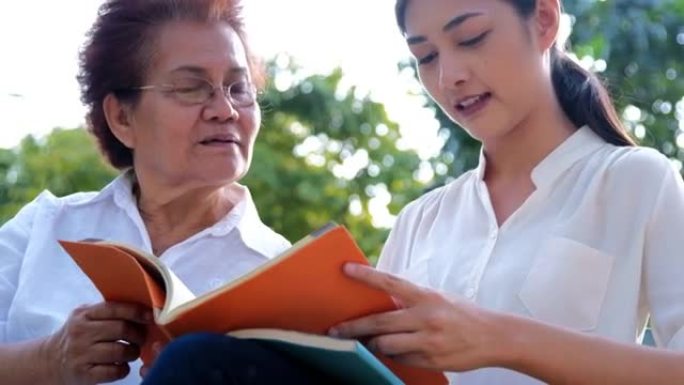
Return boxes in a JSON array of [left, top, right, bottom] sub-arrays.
[[150, 20, 249, 76], [403, 0, 501, 35]]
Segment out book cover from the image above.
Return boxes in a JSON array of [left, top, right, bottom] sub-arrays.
[[228, 328, 403, 385], [59, 224, 447, 385]]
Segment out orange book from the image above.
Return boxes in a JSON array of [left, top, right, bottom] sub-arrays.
[[59, 223, 447, 385]]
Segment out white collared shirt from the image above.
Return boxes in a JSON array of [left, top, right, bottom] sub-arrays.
[[0, 172, 291, 385], [377, 127, 684, 385]]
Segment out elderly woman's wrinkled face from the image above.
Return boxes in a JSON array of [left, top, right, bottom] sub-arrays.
[[121, 20, 260, 189]]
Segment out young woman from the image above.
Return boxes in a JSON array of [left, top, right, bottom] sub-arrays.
[[331, 0, 684, 384]]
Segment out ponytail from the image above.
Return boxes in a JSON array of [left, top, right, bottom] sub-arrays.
[[550, 47, 635, 146]]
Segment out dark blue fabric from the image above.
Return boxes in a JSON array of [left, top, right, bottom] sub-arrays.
[[141, 333, 340, 385]]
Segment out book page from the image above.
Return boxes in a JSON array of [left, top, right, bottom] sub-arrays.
[[109, 243, 196, 316], [227, 328, 356, 351]]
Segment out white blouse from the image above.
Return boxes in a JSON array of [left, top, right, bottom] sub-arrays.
[[0, 172, 291, 385], [377, 127, 684, 385]]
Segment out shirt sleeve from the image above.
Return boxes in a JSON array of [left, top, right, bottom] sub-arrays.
[[643, 160, 684, 350], [376, 205, 416, 275], [376, 217, 408, 275], [376, 188, 444, 287], [0, 195, 42, 341]]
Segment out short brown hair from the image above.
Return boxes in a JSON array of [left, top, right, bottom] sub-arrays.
[[78, 0, 265, 169]]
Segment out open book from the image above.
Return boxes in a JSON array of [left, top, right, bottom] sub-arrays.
[[59, 223, 447, 385]]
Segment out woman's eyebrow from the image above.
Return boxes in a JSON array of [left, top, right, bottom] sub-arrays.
[[406, 11, 484, 45], [168, 66, 248, 78], [442, 11, 483, 32]]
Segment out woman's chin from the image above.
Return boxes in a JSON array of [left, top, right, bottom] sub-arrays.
[[192, 168, 246, 188]]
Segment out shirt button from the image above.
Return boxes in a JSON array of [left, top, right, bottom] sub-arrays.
[[465, 288, 476, 299]]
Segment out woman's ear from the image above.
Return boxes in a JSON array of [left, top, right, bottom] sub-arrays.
[[534, 0, 561, 51], [103, 93, 136, 149]]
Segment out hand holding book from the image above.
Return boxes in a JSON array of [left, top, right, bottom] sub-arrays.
[[60, 223, 447, 385], [333, 262, 496, 375]]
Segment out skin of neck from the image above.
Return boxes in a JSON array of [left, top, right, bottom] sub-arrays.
[[482, 66, 577, 182], [133, 169, 241, 238]]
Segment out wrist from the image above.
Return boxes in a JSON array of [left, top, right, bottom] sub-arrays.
[[481, 310, 532, 369], [38, 333, 64, 385]]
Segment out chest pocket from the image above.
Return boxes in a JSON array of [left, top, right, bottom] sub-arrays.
[[519, 237, 614, 331]]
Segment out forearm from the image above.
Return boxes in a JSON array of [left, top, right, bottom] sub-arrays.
[[0, 337, 58, 385], [494, 313, 684, 384]]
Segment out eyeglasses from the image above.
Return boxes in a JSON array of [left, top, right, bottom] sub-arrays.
[[133, 77, 257, 107]]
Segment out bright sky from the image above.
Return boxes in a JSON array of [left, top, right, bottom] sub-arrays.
[[0, 0, 443, 158]]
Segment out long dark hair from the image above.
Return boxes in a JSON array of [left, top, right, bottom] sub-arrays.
[[395, 0, 635, 147]]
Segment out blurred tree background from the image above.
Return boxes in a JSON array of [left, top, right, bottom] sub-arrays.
[[0, 61, 427, 261], [1, 0, 682, 261]]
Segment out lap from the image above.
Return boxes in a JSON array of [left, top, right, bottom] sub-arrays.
[[142, 333, 341, 385]]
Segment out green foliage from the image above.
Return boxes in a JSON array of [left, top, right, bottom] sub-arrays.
[[566, 0, 684, 159], [0, 63, 426, 261], [0, 129, 117, 221], [3, 1, 679, 260], [244, 62, 425, 259]]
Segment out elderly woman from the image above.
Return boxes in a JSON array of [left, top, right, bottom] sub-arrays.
[[0, 0, 334, 384]]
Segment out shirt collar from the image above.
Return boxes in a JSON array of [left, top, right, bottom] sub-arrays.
[[530, 126, 606, 189], [66, 171, 283, 259], [475, 126, 607, 189], [475, 149, 487, 181], [112, 170, 139, 210], [60, 169, 136, 209], [207, 184, 284, 260]]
